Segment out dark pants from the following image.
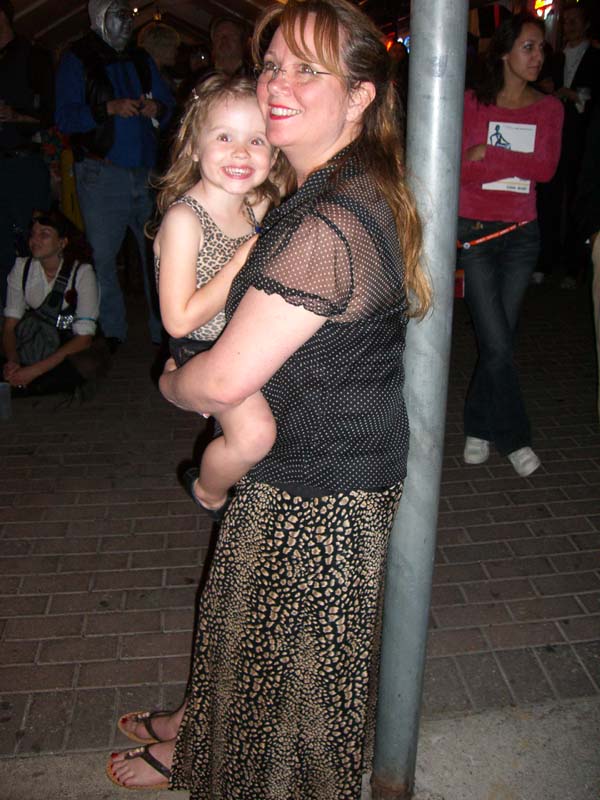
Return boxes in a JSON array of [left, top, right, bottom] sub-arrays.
[[3, 358, 84, 397], [0, 153, 51, 306], [458, 218, 540, 455]]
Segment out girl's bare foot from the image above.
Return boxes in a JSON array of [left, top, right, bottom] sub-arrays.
[[107, 739, 175, 789], [119, 704, 185, 744]]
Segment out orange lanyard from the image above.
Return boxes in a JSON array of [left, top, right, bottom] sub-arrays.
[[457, 221, 529, 250]]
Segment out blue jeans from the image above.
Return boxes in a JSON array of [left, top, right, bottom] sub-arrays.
[[74, 159, 161, 342], [458, 218, 540, 455]]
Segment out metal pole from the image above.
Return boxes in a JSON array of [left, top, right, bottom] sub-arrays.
[[372, 1, 468, 798]]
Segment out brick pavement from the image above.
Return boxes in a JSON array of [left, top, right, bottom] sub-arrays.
[[1, 282, 599, 758]]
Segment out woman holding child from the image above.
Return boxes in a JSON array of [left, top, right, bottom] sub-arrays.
[[108, 0, 429, 797]]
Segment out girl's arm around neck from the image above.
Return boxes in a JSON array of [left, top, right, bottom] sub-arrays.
[[156, 204, 256, 339]]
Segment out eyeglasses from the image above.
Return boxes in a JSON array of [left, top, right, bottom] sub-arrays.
[[253, 61, 334, 85]]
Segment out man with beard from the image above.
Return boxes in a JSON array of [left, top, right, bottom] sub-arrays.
[[55, 0, 173, 350]]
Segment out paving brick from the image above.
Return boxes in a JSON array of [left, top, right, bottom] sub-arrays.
[[0, 595, 48, 617], [93, 568, 163, 591], [437, 509, 493, 528], [32, 537, 100, 555], [100, 533, 166, 552], [20, 572, 92, 594], [162, 609, 195, 632], [462, 521, 533, 543], [573, 641, 600, 689], [430, 584, 465, 606], [421, 657, 472, 717], [427, 627, 487, 657], [0, 577, 20, 595], [447, 493, 508, 511], [59, 553, 129, 572], [489, 504, 553, 523], [85, 610, 161, 636], [124, 587, 197, 610], [558, 615, 600, 642], [78, 658, 160, 688], [166, 566, 206, 587], [485, 556, 554, 579], [547, 499, 600, 517], [0, 695, 28, 756], [571, 531, 600, 551], [462, 578, 536, 603], [49, 591, 124, 614], [39, 635, 119, 663], [434, 603, 510, 628], [0, 641, 38, 665], [69, 518, 132, 536], [133, 516, 199, 535], [535, 644, 597, 699], [17, 691, 73, 754], [0, 664, 75, 692], [121, 631, 192, 659], [496, 649, 556, 704], [0, 540, 31, 556], [507, 596, 583, 622], [432, 563, 486, 584], [533, 571, 600, 596], [487, 621, 564, 649], [3, 614, 84, 640], [578, 593, 600, 614], [455, 652, 514, 708], [131, 548, 200, 570], [550, 551, 600, 572], [67, 688, 117, 750], [441, 541, 512, 564], [528, 517, 593, 536], [43, 504, 109, 522], [161, 655, 191, 683]]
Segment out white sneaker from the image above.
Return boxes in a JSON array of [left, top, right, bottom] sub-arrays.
[[508, 447, 541, 477], [530, 271, 544, 285], [463, 436, 490, 464]]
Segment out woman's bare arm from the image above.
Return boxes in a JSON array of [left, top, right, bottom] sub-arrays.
[[159, 287, 326, 415]]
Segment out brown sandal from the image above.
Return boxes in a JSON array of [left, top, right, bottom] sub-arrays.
[[106, 744, 171, 790], [117, 709, 173, 745]]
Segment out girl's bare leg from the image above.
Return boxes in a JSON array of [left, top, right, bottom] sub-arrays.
[[193, 391, 276, 509]]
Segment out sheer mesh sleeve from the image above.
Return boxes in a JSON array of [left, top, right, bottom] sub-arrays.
[[243, 182, 406, 323], [251, 208, 354, 318]]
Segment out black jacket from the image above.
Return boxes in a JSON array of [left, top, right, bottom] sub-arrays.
[[68, 32, 152, 159]]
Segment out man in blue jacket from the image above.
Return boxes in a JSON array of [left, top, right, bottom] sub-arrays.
[[55, 0, 174, 349]]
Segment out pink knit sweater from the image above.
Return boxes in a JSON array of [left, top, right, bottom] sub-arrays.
[[459, 89, 564, 222]]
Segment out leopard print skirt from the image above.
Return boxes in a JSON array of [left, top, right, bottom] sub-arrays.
[[169, 478, 403, 800]]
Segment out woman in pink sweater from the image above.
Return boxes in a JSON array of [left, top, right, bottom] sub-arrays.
[[458, 13, 563, 477]]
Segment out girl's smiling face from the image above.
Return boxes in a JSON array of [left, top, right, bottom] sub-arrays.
[[193, 95, 276, 197]]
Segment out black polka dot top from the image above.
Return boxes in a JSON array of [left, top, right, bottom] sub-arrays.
[[226, 147, 410, 495]]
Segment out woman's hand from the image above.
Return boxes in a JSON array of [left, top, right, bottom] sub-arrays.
[[229, 235, 259, 276], [3, 360, 20, 381], [6, 364, 40, 388], [465, 144, 486, 162], [555, 87, 578, 104]]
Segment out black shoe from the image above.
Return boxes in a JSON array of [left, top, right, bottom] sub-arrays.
[[106, 337, 122, 355], [182, 467, 231, 522]]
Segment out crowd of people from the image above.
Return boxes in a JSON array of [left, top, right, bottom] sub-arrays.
[[0, 0, 599, 796]]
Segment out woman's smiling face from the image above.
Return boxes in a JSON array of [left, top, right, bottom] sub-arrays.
[[256, 14, 362, 181]]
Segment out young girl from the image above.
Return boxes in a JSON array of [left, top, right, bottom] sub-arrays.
[[154, 74, 284, 520]]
